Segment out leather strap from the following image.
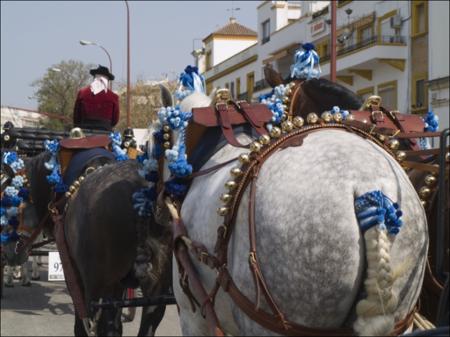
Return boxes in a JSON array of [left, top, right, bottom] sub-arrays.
[[402, 161, 443, 174], [15, 211, 50, 255], [235, 101, 269, 136], [51, 195, 88, 320], [216, 103, 247, 148], [173, 218, 225, 336]]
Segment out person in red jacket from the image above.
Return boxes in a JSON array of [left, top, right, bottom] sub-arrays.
[[73, 65, 120, 131]]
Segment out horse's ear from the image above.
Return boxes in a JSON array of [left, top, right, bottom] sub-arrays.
[[159, 84, 173, 107], [264, 64, 284, 88], [208, 87, 218, 105]]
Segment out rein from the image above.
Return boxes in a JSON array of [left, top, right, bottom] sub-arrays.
[[169, 123, 416, 336]]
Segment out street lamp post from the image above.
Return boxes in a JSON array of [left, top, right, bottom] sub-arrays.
[[125, 0, 131, 128], [79, 40, 113, 75], [330, 1, 337, 82]]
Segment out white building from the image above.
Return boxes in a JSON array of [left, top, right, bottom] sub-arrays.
[[194, 0, 449, 131], [1, 106, 47, 130]]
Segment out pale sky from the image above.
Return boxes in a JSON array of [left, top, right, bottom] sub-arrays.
[[1, 0, 259, 110]]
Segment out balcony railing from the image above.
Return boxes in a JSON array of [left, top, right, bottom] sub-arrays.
[[320, 35, 406, 62]]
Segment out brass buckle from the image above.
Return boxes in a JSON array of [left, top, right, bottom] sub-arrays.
[[48, 202, 58, 215], [371, 110, 384, 122]]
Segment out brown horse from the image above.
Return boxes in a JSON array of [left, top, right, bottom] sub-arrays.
[[22, 150, 172, 336], [263, 67, 449, 326]]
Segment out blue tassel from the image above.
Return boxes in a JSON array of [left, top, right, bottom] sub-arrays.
[[355, 190, 403, 235], [290, 42, 321, 80]]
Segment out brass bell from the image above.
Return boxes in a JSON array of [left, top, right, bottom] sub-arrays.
[[238, 153, 250, 164], [307, 113, 319, 124], [321, 111, 333, 123], [79, 176, 85, 182], [396, 151, 407, 162], [163, 125, 171, 132], [230, 167, 243, 177], [446, 152, 450, 163], [163, 133, 171, 140], [424, 175, 437, 187], [270, 127, 282, 138], [347, 114, 355, 121], [293, 116, 304, 128], [281, 114, 288, 122], [420, 200, 427, 208], [217, 207, 229, 216], [225, 180, 237, 190], [419, 186, 432, 199], [65, 191, 72, 198], [250, 141, 262, 153], [259, 134, 271, 145], [220, 193, 233, 203], [73, 180, 81, 188], [388, 139, 400, 150], [333, 112, 343, 123], [283, 96, 290, 104], [378, 134, 386, 142], [163, 141, 171, 149], [281, 121, 294, 132], [69, 185, 76, 193]]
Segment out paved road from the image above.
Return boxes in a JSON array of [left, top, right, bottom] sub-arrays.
[[1, 256, 181, 336]]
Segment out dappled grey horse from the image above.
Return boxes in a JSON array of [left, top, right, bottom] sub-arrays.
[[156, 90, 429, 336]]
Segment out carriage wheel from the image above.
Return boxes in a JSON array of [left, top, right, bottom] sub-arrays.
[[121, 288, 136, 323]]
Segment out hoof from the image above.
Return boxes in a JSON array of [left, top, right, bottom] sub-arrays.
[[31, 275, 41, 280]]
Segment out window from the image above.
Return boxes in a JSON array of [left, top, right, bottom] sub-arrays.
[[236, 78, 241, 97], [412, 1, 428, 36], [206, 51, 212, 70], [377, 81, 397, 110], [246, 72, 255, 102], [358, 24, 373, 43], [262, 19, 270, 44], [415, 79, 425, 108], [230, 81, 235, 99]]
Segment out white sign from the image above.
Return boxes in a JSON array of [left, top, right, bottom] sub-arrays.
[[48, 251, 65, 281]]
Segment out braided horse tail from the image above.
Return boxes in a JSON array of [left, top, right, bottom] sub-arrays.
[[353, 190, 403, 336]]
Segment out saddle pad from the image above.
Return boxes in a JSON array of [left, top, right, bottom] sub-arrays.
[[192, 103, 272, 127], [60, 135, 111, 150], [350, 110, 425, 133], [63, 148, 115, 187]]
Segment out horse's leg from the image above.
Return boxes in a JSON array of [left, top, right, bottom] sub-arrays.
[[137, 304, 166, 336], [31, 256, 40, 280], [13, 265, 21, 280], [74, 312, 88, 337], [21, 261, 31, 286], [4, 265, 14, 287]]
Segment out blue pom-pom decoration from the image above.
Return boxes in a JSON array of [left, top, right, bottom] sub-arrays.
[[355, 190, 403, 235]]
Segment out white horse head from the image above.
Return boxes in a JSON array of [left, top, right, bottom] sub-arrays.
[[164, 91, 428, 336]]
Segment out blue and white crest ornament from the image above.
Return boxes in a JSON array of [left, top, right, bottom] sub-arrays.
[[175, 65, 206, 102], [290, 43, 321, 80]]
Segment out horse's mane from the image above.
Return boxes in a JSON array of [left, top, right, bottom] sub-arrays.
[[24, 151, 53, 219], [301, 78, 363, 111]]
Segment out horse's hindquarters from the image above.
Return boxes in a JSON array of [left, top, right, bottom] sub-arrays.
[[176, 130, 428, 336]]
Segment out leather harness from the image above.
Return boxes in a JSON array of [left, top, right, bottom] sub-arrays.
[[170, 123, 416, 336]]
